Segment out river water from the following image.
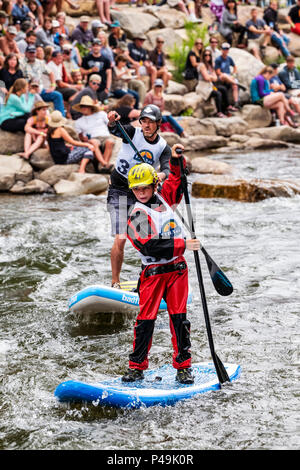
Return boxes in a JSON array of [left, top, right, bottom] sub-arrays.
[[0, 148, 299, 450]]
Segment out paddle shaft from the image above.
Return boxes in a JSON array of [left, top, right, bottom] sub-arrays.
[[114, 120, 233, 296], [178, 153, 230, 384]]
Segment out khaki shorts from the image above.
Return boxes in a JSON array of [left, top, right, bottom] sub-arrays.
[[94, 135, 114, 147], [247, 35, 266, 52]]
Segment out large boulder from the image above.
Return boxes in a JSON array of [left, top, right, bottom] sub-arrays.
[[241, 104, 273, 129], [0, 155, 33, 191], [110, 8, 160, 39], [0, 130, 25, 154], [39, 164, 80, 186], [9, 178, 53, 194], [30, 148, 54, 170], [146, 27, 187, 51], [205, 116, 249, 137], [192, 175, 300, 202], [287, 33, 300, 57], [176, 116, 216, 136], [191, 157, 232, 175], [229, 48, 264, 89], [247, 125, 300, 143], [54, 173, 108, 196], [144, 5, 187, 29]]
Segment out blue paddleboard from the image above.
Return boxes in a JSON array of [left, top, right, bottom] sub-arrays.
[[68, 282, 193, 315], [54, 362, 241, 409]]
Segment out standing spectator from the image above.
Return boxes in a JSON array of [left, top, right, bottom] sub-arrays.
[[20, 44, 65, 116], [263, 1, 291, 58], [144, 78, 186, 137], [127, 35, 157, 88], [108, 20, 126, 51], [149, 36, 172, 88], [81, 38, 112, 102], [0, 25, 20, 56], [206, 36, 221, 65], [0, 53, 23, 91], [214, 42, 240, 111], [278, 56, 300, 96], [111, 54, 140, 108], [72, 95, 115, 171], [20, 100, 49, 160], [183, 38, 204, 90], [11, 0, 35, 25], [47, 50, 77, 114], [198, 49, 229, 117], [286, 0, 300, 36], [245, 8, 271, 60], [219, 0, 246, 47], [70, 16, 93, 47], [0, 78, 35, 132]]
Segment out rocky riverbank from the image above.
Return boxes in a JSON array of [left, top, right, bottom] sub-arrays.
[[0, 3, 300, 200]]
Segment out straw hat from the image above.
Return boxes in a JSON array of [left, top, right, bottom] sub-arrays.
[[72, 95, 102, 113], [32, 100, 49, 114], [48, 110, 67, 127]]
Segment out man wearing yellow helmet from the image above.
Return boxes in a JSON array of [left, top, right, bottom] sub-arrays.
[[107, 104, 172, 288], [122, 143, 200, 385]]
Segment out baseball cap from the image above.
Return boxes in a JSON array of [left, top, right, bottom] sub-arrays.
[[80, 16, 90, 22], [7, 26, 17, 35], [52, 20, 59, 28], [0, 10, 8, 18], [92, 38, 101, 45], [26, 45, 37, 53], [221, 42, 231, 50], [91, 19, 105, 28], [89, 74, 102, 83], [110, 20, 121, 28], [154, 78, 164, 87]]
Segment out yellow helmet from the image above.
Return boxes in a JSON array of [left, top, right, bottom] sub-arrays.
[[128, 163, 158, 189]]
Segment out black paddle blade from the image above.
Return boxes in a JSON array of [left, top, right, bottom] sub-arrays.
[[201, 247, 233, 296], [215, 354, 230, 384]]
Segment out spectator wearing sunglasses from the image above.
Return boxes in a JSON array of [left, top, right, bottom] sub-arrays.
[[206, 36, 221, 65], [149, 36, 172, 88], [69, 74, 103, 120]]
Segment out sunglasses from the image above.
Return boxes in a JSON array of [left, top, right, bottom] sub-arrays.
[[204, 53, 212, 56], [196, 42, 203, 45], [91, 81, 100, 85], [157, 40, 164, 43]]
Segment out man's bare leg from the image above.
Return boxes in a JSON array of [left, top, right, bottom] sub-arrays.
[[111, 234, 127, 286]]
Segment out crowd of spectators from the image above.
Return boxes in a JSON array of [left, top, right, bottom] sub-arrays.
[[0, 0, 299, 172]]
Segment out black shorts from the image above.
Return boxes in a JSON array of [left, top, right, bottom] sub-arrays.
[[107, 186, 136, 236]]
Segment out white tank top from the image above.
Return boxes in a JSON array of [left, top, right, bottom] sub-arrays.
[[115, 128, 167, 178], [130, 193, 186, 266]]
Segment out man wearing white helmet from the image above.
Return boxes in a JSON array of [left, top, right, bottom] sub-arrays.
[[107, 104, 172, 288]]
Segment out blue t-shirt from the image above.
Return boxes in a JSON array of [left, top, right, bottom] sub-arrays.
[[214, 55, 235, 74], [246, 19, 266, 39]]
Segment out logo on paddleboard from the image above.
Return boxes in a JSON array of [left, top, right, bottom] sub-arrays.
[[134, 149, 154, 164], [161, 219, 181, 238]]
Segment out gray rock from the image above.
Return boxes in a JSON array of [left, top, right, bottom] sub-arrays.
[[39, 164, 80, 186], [54, 172, 108, 196]]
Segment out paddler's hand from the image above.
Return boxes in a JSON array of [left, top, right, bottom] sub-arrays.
[[186, 239, 200, 251], [171, 143, 184, 158], [107, 111, 120, 126]]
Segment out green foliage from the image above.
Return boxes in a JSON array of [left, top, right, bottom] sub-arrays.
[[180, 107, 194, 116], [168, 21, 209, 83], [76, 42, 90, 58]]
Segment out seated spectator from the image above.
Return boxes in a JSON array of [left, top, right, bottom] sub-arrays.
[[20, 44, 65, 116], [62, 43, 81, 76], [17, 30, 37, 55], [111, 93, 140, 126], [198, 48, 229, 117], [0, 53, 23, 91], [69, 74, 102, 120], [47, 50, 77, 114], [0, 10, 8, 36], [95, 0, 111, 25], [263, 1, 291, 58], [36, 45, 44, 60], [111, 54, 140, 108], [219, 0, 246, 47], [70, 68, 84, 90], [0, 78, 35, 132], [47, 110, 103, 174], [286, 0, 300, 36], [91, 19, 106, 40], [35, 17, 56, 48], [0, 25, 20, 57], [270, 63, 300, 114], [11, 0, 35, 25], [278, 56, 300, 97], [108, 21, 126, 51], [210, 0, 225, 24], [246, 8, 271, 60], [250, 66, 297, 127], [214, 42, 241, 111], [143, 78, 186, 136], [98, 32, 115, 66], [206, 36, 221, 65], [19, 100, 49, 159], [70, 15, 93, 47], [73, 95, 115, 171], [27, 0, 40, 27], [56, 12, 69, 38], [183, 38, 204, 91], [127, 34, 157, 88], [149, 36, 172, 88], [81, 38, 112, 102]]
